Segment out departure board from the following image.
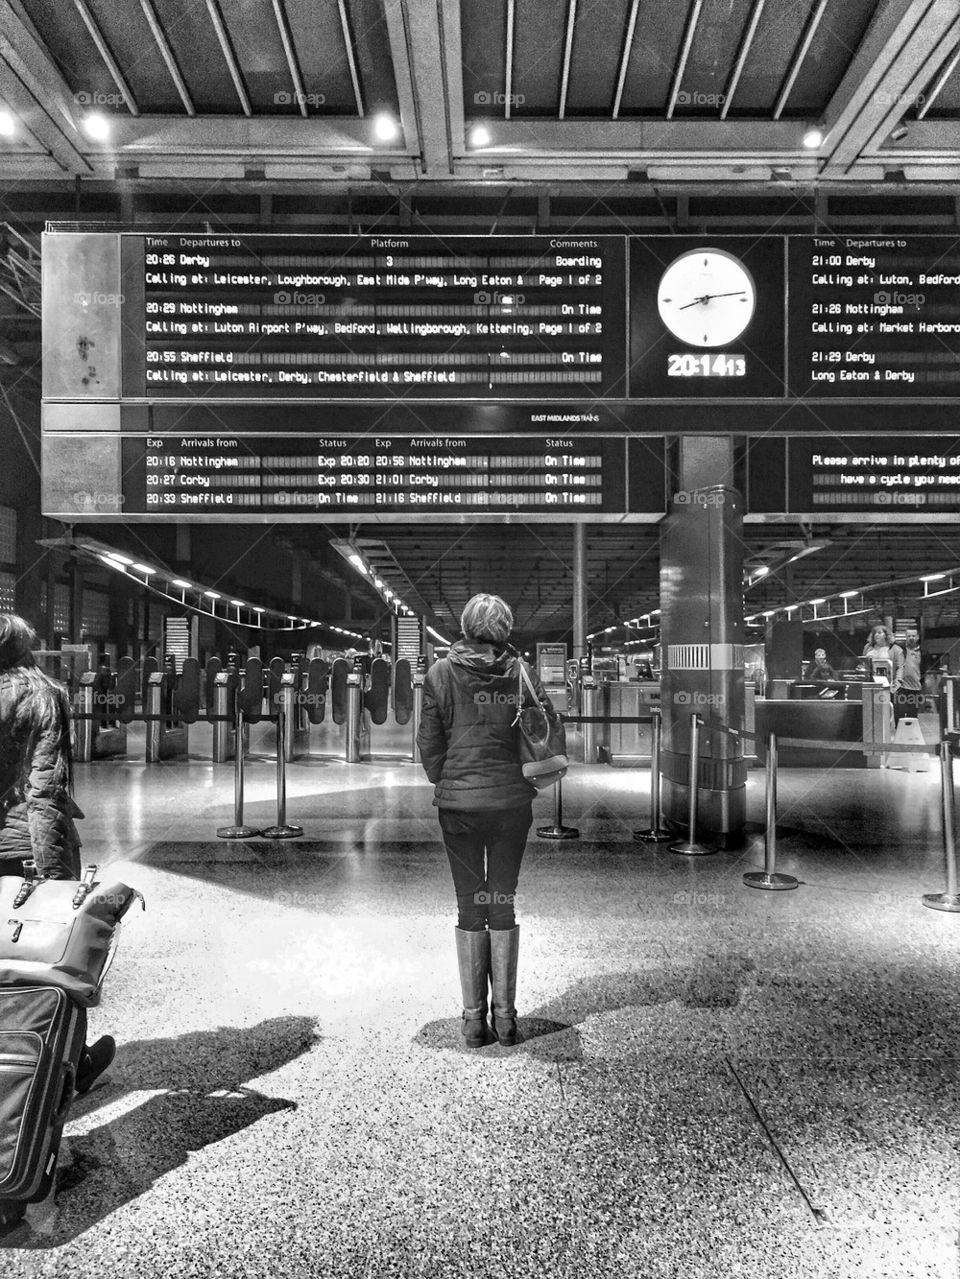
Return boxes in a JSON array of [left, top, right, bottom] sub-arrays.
[[788, 236, 960, 396], [121, 234, 626, 399], [119, 435, 645, 519]]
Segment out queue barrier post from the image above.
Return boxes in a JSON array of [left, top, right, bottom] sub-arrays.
[[669, 712, 718, 856], [923, 737, 960, 912], [411, 670, 424, 764], [217, 701, 260, 839], [262, 706, 303, 840], [74, 674, 95, 763], [634, 707, 672, 843], [536, 769, 578, 840], [743, 731, 798, 891], [345, 672, 362, 763]]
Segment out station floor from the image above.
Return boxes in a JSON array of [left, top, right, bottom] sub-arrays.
[[4, 733, 960, 1278]]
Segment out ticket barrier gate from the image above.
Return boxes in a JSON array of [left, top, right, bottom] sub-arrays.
[[73, 659, 138, 762]]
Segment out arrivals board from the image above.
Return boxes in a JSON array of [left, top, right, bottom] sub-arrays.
[[109, 435, 667, 522]]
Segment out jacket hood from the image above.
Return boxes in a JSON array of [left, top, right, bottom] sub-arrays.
[[447, 639, 518, 677]]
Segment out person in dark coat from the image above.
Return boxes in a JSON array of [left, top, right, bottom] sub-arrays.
[[417, 593, 561, 1049], [0, 613, 115, 1092]]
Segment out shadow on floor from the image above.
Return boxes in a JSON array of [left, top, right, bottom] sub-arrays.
[[416, 953, 756, 1062], [5, 1015, 317, 1250]]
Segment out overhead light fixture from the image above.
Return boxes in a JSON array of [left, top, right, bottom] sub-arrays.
[[82, 112, 111, 141], [132, 563, 155, 575], [109, 552, 134, 564], [802, 126, 824, 149], [921, 573, 946, 582], [469, 123, 492, 147], [230, 599, 244, 607], [373, 112, 399, 142], [808, 598, 826, 606], [205, 590, 221, 600], [839, 590, 859, 598], [172, 578, 191, 589], [0, 110, 16, 137], [348, 553, 367, 574]]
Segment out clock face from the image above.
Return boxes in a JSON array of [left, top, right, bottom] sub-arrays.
[[657, 248, 756, 348]]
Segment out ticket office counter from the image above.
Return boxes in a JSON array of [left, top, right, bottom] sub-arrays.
[[755, 682, 892, 768]]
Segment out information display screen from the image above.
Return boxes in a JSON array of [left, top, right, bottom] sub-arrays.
[[746, 435, 960, 516], [788, 236, 960, 396], [119, 434, 656, 519], [121, 234, 627, 399]]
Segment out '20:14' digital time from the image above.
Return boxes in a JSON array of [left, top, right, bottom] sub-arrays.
[[667, 352, 746, 377]]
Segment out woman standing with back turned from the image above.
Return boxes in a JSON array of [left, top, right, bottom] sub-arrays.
[[417, 594, 560, 1048]]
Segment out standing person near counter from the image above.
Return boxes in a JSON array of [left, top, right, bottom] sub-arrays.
[[417, 593, 560, 1049], [892, 626, 923, 723], [862, 624, 903, 686], [803, 648, 840, 681]]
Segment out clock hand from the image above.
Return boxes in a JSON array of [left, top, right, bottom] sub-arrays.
[[677, 290, 747, 310]]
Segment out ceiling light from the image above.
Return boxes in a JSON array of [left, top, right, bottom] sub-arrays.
[[753, 566, 770, 578], [205, 590, 221, 599], [132, 563, 155, 574], [839, 590, 859, 598], [172, 578, 191, 588], [253, 606, 264, 613], [808, 598, 826, 605], [921, 573, 946, 582], [373, 112, 399, 142], [109, 552, 133, 564], [469, 123, 491, 147], [348, 553, 367, 574], [802, 126, 824, 149], [82, 113, 111, 141], [230, 599, 244, 607], [0, 111, 16, 137]]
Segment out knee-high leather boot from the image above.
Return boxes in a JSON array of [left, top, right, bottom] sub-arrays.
[[454, 926, 491, 1048], [489, 925, 520, 1046]]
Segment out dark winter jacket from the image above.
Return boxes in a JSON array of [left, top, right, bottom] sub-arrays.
[[0, 669, 82, 879], [417, 640, 559, 810]]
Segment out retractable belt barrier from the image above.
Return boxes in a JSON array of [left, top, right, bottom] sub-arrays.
[[699, 715, 956, 911]]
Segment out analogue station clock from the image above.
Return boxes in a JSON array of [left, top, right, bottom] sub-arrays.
[[657, 248, 756, 348]]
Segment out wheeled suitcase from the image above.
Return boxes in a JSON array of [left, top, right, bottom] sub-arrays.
[[0, 985, 87, 1231]]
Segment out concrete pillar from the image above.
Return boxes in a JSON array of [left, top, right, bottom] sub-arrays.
[[659, 437, 745, 848]]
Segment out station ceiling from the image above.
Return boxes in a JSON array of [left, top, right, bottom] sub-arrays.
[[1, 0, 959, 644]]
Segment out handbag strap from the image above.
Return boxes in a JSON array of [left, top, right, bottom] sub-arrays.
[[514, 660, 546, 722]]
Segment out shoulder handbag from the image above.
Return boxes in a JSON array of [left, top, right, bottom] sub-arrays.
[[0, 864, 145, 1007], [513, 661, 568, 789]]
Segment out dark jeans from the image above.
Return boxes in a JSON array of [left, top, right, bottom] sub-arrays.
[[439, 803, 533, 931]]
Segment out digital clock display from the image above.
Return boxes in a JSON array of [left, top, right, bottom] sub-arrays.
[[668, 353, 746, 378]]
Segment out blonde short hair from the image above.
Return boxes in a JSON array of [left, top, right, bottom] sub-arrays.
[[460, 594, 513, 643]]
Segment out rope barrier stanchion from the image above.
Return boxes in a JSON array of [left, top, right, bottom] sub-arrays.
[[634, 707, 672, 843], [217, 702, 260, 839], [536, 771, 578, 840], [743, 731, 798, 891], [923, 738, 960, 912], [262, 707, 303, 840], [669, 712, 718, 856]]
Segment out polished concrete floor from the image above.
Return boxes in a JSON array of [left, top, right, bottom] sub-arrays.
[[3, 731, 960, 1277]]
